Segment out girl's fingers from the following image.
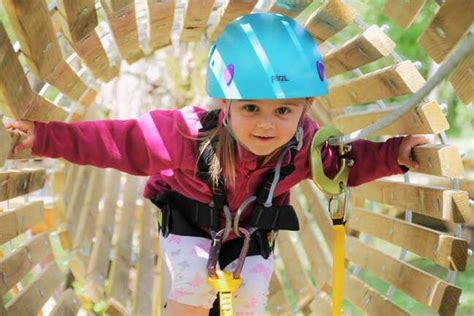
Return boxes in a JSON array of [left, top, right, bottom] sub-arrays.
[[13, 136, 35, 153]]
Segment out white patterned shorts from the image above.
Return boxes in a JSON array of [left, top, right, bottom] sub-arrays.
[[160, 233, 274, 315]]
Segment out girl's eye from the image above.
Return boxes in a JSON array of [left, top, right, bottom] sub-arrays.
[[276, 107, 291, 115], [243, 104, 258, 112]]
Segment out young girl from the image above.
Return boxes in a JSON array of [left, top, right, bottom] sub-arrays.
[[8, 13, 427, 316]]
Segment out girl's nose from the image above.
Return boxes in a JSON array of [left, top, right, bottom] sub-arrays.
[[255, 119, 275, 130]]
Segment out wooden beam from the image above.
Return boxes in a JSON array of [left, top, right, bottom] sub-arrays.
[[332, 101, 449, 136], [0, 23, 68, 122], [85, 170, 122, 302], [208, 0, 258, 42], [65, 166, 89, 219], [344, 273, 409, 316], [180, 0, 216, 42], [347, 208, 468, 271], [276, 231, 314, 308], [146, 0, 175, 51], [0, 169, 46, 202], [267, 274, 292, 315], [347, 236, 462, 315], [296, 181, 333, 246], [72, 168, 103, 249], [101, 0, 145, 64], [418, 0, 474, 63], [323, 25, 396, 78], [70, 31, 119, 83], [50, 288, 81, 316], [5, 261, 64, 316], [351, 180, 471, 223], [449, 51, 473, 105], [106, 175, 139, 312], [0, 233, 51, 296], [383, 0, 426, 29], [413, 144, 464, 178], [291, 194, 331, 288], [305, 0, 356, 44], [268, 0, 313, 18], [2, 0, 92, 102], [56, 0, 98, 42], [315, 61, 426, 109], [132, 202, 155, 315]]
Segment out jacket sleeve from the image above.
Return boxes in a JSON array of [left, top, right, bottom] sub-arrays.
[[321, 137, 408, 187], [301, 116, 408, 187], [32, 109, 188, 176]]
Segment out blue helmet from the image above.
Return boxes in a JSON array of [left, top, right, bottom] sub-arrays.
[[206, 13, 328, 100]]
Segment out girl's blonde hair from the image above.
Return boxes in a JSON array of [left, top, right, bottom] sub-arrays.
[[198, 112, 275, 189]]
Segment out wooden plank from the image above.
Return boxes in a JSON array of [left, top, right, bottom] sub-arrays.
[[208, 0, 258, 42], [449, 51, 473, 105], [305, 0, 357, 43], [333, 101, 449, 136], [70, 31, 118, 82], [72, 168, 103, 249], [268, 0, 313, 18], [347, 236, 462, 314], [345, 273, 409, 316], [308, 290, 333, 316], [101, 0, 145, 64], [0, 23, 68, 122], [0, 169, 46, 202], [85, 170, 121, 302], [351, 180, 471, 223], [56, 0, 98, 42], [106, 175, 139, 312], [296, 181, 333, 247], [2, 0, 91, 102], [50, 288, 81, 316], [413, 144, 464, 178], [323, 25, 396, 77], [65, 166, 89, 219], [180, 0, 216, 42], [267, 274, 292, 315], [146, 0, 175, 51], [383, 0, 426, 29], [291, 194, 331, 288], [418, 0, 474, 63], [2, 0, 62, 78], [45, 60, 93, 102], [0, 233, 51, 296], [347, 208, 468, 271], [5, 261, 64, 316], [85, 170, 122, 302], [102, 0, 134, 13], [132, 202, 155, 315], [31, 201, 65, 234], [276, 231, 314, 307], [315, 61, 426, 109], [152, 253, 164, 316]]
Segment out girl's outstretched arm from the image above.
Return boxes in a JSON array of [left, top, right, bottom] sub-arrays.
[[5, 109, 189, 176]]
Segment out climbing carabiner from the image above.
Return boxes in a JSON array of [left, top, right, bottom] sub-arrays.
[[309, 125, 351, 196], [207, 228, 252, 316]]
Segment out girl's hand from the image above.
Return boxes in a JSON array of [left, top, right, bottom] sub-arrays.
[[397, 135, 430, 169], [4, 120, 36, 153]]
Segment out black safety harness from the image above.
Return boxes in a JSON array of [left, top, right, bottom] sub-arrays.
[[150, 109, 301, 267]]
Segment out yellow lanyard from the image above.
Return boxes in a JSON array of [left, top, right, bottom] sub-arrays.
[[310, 125, 352, 316]]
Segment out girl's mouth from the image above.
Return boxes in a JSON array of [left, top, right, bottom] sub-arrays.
[[253, 135, 275, 141]]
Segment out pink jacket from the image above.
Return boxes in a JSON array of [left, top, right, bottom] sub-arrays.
[[32, 106, 406, 222]]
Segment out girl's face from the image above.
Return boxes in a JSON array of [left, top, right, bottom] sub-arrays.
[[223, 98, 310, 156]]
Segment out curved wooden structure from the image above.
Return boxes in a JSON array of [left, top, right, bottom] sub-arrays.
[[0, 1, 473, 315]]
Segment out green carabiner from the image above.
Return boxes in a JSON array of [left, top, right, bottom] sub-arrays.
[[309, 126, 350, 196]]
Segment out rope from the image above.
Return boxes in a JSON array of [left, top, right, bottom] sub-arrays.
[[328, 31, 474, 146]]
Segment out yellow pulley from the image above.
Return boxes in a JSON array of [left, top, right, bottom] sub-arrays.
[[310, 125, 351, 316]]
